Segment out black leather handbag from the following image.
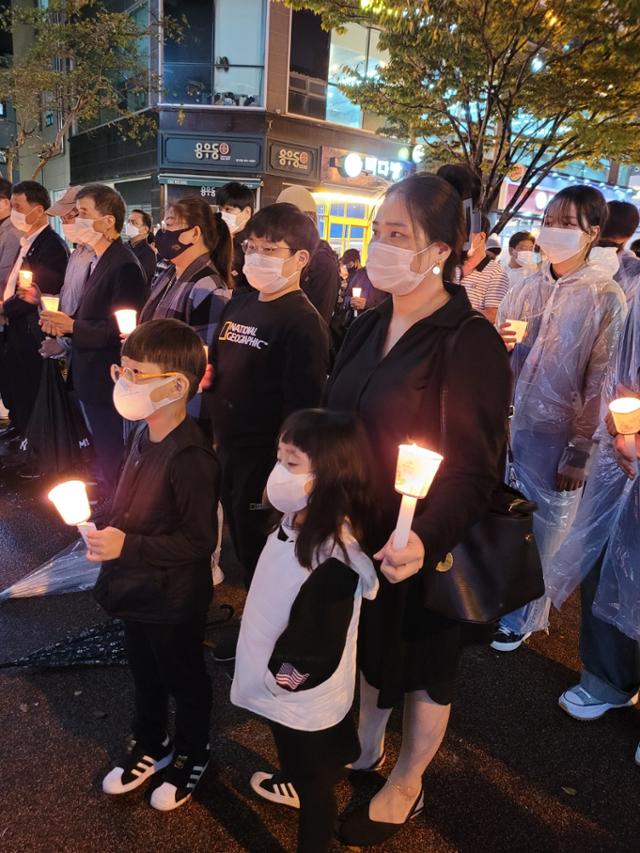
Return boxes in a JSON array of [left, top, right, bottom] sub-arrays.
[[422, 315, 545, 624]]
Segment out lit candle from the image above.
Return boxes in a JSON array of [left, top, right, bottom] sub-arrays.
[[609, 397, 640, 475], [504, 319, 528, 343], [203, 344, 209, 360], [48, 480, 96, 544], [352, 287, 362, 299], [18, 270, 33, 290], [40, 295, 60, 312], [393, 444, 443, 548], [115, 309, 137, 335]]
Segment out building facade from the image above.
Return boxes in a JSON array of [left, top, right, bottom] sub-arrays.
[[67, 0, 415, 257]]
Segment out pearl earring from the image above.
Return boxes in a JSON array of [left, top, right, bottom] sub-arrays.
[[433, 264, 442, 276]]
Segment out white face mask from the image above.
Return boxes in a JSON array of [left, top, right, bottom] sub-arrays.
[[266, 462, 314, 514], [112, 375, 181, 421], [74, 217, 103, 247], [125, 222, 140, 239], [589, 246, 620, 277], [11, 209, 32, 233], [516, 250, 538, 269], [62, 221, 90, 243], [243, 253, 296, 294], [366, 241, 440, 296], [221, 210, 240, 234], [537, 226, 588, 265]]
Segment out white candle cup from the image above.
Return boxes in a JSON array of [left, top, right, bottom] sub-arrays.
[[18, 270, 33, 290], [393, 444, 443, 549], [352, 287, 362, 299], [609, 397, 640, 476], [48, 480, 92, 525], [48, 480, 96, 546], [41, 295, 60, 312], [115, 309, 137, 335], [505, 319, 528, 343]]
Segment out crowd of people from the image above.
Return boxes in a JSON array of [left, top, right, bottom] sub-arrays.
[[0, 165, 639, 852]]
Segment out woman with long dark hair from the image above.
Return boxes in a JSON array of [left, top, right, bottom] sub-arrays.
[[140, 196, 232, 425], [324, 174, 512, 845]]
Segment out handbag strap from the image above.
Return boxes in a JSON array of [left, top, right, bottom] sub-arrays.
[[439, 312, 513, 463]]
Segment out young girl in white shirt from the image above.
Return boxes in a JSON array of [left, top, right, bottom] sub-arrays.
[[231, 408, 379, 853]]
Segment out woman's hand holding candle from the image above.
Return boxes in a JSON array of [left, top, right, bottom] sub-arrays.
[[374, 531, 426, 584], [609, 395, 640, 477], [85, 527, 126, 562]]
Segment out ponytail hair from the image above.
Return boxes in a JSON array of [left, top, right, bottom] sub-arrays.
[[167, 196, 233, 287]]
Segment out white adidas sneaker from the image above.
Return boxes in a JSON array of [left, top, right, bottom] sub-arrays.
[[102, 735, 173, 795]]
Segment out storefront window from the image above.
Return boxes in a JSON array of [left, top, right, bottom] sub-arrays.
[[163, 0, 265, 106], [316, 198, 372, 256]]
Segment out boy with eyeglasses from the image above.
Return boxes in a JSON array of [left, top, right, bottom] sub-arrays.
[[206, 203, 329, 636], [88, 319, 220, 811]]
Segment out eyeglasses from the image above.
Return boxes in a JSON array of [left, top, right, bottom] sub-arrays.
[[241, 240, 293, 257], [110, 365, 178, 384]]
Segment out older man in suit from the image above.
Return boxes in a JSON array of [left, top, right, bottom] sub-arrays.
[[1, 181, 68, 440], [41, 184, 147, 503]]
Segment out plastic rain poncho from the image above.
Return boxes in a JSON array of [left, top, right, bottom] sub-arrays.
[[615, 251, 640, 307], [547, 289, 640, 639], [497, 259, 627, 634]]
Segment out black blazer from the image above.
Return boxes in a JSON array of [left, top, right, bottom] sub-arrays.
[[3, 225, 69, 342], [130, 239, 156, 289], [71, 239, 147, 405]]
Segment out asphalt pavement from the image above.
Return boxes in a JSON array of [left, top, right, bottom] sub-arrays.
[[0, 460, 638, 853]]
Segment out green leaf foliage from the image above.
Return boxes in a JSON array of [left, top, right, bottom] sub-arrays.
[[288, 0, 640, 228]]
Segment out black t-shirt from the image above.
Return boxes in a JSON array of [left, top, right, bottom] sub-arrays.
[[209, 289, 330, 447]]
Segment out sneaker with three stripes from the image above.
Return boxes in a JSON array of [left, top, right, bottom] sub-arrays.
[[102, 735, 174, 795], [150, 745, 211, 811], [250, 772, 300, 809]]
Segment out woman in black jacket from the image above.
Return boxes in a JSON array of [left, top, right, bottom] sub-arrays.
[[326, 174, 511, 845]]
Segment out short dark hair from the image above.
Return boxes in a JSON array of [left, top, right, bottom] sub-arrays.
[[216, 181, 255, 213], [245, 203, 320, 256], [603, 201, 640, 241], [122, 318, 206, 399], [631, 238, 640, 257], [132, 208, 152, 231], [76, 183, 126, 232], [545, 185, 608, 235], [340, 248, 361, 266], [386, 174, 466, 282], [509, 231, 536, 250], [0, 177, 12, 201], [278, 409, 378, 570], [12, 180, 50, 211]]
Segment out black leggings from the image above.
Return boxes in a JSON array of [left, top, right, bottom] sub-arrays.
[[270, 715, 359, 853]]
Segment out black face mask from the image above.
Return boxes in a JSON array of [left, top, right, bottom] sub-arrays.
[[155, 226, 194, 261]]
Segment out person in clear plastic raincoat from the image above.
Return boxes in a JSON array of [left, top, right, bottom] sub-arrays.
[[600, 200, 640, 307], [545, 289, 640, 733], [492, 186, 627, 652]]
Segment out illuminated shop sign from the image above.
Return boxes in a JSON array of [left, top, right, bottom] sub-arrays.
[[269, 142, 316, 177], [160, 133, 263, 171], [322, 146, 412, 187]]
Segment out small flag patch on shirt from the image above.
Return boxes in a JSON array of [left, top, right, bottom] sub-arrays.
[[275, 663, 310, 690]]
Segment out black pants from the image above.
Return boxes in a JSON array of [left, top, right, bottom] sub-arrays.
[[218, 443, 275, 588], [0, 332, 13, 419], [579, 549, 640, 704], [4, 325, 43, 435], [123, 617, 212, 757], [80, 399, 124, 500], [270, 715, 360, 853]]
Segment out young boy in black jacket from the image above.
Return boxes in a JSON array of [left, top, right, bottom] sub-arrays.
[[88, 319, 220, 812]]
